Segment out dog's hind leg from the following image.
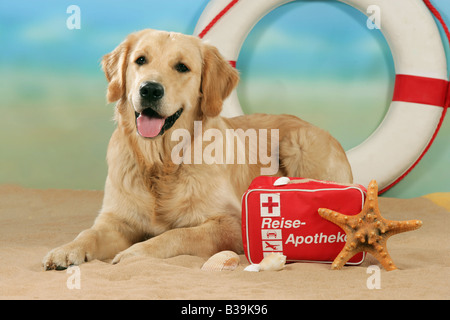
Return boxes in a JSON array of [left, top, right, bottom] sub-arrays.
[[279, 125, 353, 184]]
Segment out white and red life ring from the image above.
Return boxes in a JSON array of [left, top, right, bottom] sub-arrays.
[[194, 0, 449, 193]]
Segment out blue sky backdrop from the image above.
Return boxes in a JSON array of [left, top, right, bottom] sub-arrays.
[[0, 0, 449, 198]]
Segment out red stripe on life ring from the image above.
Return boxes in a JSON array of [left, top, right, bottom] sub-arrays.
[[380, 0, 450, 193], [198, 0, 239, 39], [392, 74, 449, 107], [380, 82, 449, 194], [228, 60, 236, 68]]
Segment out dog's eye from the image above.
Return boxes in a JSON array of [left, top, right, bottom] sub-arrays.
[[135, 56, 147, 66], [174, 62, 190, 73]]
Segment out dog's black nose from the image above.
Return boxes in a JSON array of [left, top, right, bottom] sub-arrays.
[[139, 82, 164, 102]]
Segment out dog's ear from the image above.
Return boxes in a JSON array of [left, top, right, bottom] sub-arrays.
[[200, 43, 239, 117], [102, 36, 133, 103]]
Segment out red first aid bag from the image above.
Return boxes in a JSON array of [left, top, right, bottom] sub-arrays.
[[242, 176, 367, 265]]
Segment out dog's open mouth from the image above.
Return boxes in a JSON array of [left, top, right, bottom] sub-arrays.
[[135, 108, 183, 138]]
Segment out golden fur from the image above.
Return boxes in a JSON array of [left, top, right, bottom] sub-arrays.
[[43, 29, 352, 270]]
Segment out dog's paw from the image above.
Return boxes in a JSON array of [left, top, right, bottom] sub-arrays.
[[111, 247, 139, 265], [42, 243, 92, 271], [112, 242, 150, 265]]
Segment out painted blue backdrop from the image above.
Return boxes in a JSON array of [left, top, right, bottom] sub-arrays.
[[0, 0, 449, 198]]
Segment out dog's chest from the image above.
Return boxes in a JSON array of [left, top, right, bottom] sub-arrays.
[[150, 169, 240, 229]]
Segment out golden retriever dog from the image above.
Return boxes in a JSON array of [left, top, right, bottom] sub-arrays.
[[43, 29, 352, 270]]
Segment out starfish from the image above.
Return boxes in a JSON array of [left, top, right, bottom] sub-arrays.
[[318, 180, 422, 271]]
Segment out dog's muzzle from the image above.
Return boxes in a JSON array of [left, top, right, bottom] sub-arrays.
[[139, 81, 164, 104], [135, 107, 183, 139], [134, 81, 183, 138]]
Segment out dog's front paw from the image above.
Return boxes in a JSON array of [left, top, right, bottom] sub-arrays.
[[111, 243, 146, 265], [42, 242, 92, 271]]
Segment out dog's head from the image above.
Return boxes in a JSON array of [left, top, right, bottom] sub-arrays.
[[102, 29, 239, 138]]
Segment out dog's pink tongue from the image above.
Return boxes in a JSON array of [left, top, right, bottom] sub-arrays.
[[136, 113, 165, 138]]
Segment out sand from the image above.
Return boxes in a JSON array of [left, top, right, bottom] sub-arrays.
[[0, 184, 449, 300]]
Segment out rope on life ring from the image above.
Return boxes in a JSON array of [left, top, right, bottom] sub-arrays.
[[194, 0, 450, 193]]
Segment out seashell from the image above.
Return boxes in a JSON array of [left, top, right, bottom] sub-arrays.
[[244, 253, 287, 272], [273, 177, 290, 186], [258, 253, 286, 271], [243, 264, 261, 272], [201, 250, 240, 271]]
